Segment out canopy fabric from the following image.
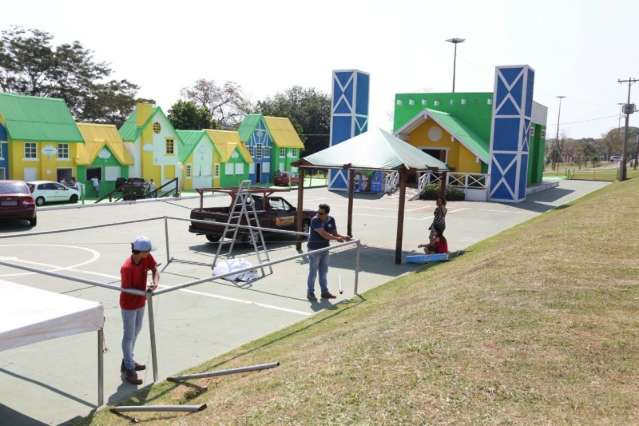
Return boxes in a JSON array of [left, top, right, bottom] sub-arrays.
[[0, 93, 83, 143], [205, 129, 253, 163], [76, 123, 134, 165], [0, 280, 104, 352], [395, 109, 490, 164], [263, 116, 305, 149], [301, 128, 447, 170]]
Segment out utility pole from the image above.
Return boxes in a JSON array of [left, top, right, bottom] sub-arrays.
[[617, 77, 638, 180], [446, 38, 465, 93], [553, 96, 566, 170]]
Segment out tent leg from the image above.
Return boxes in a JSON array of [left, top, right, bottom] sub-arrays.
[[347, 168, 354, 237], [146, 292, 159, 382], [98, 328, 104, 407], [395, 168, 408, 264], [296, 168, 305, 252]]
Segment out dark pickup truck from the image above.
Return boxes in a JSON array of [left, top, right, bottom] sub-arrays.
[[189, 192, 316, 244]]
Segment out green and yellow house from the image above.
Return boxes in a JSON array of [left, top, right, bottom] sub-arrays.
[[76, 123, 134, 198], [175, 130, 219, 190], [205, 129, 252, 188], [0, 92, 83, 182], [263, 116, 304, 176], [119, 102, 182, 185]]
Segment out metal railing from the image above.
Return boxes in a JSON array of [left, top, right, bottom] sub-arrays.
[[0, 214, 362, 404]]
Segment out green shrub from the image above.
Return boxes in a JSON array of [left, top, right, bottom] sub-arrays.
[[419, 184, 465, 201]]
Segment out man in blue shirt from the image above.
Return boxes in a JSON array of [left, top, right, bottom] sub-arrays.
[[306, 203, 351, 300]]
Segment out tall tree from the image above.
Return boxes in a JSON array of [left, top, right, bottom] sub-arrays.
[[256, 86, 330, 155], [0, 27, 138, 126], [168, 100, 212, 130], [181, 79, 251, 129]]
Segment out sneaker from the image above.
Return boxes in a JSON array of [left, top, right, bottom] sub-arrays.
[[121, 360, 146, 372], [307, 292, 317, 301], [123, 369, 143, 385], [321, 292, 336, 299]]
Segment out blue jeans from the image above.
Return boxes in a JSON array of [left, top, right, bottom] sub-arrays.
[[307, 250, 329, 294], [121, 307, 145, 371]]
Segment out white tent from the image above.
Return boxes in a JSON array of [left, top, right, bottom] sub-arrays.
[[0, 280, 105, 405]]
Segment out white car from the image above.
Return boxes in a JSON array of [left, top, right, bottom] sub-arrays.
[[27, 180, 80, 206]]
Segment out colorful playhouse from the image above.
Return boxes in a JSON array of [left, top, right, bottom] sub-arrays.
[[176, 130, 218, 190], [264, 116, 304, 176], [205, 129, 252, 187], [0, 93, 84, 182], [393, 65, 548, 202], [119, 102, 182, 185], [239, 114, 273, 184], [76, 123, 134, 197]]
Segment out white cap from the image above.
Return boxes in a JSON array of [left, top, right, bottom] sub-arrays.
[[132, 236, 152, 252]]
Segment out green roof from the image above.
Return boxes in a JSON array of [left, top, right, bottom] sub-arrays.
[[396, 108, 490, 164], [118, 106, 161, 142], [0, 92, 83, 142], [238, 113, 263, 142], [176, 129, 208, 162]]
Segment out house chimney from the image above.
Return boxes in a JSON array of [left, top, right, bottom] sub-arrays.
[[135, 102, 154, 127]]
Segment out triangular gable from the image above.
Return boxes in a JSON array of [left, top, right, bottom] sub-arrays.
[[118, 106, 183, 145], [76, 123, 133, 165], [238, 114, 263, 142], [263, 116, 305, 149], [205, 129, 252, 163], [395, 109, 490, 164]]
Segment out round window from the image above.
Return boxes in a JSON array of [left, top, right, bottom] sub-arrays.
[[428, 126, 442, 142], [153, 122, 161, 133]]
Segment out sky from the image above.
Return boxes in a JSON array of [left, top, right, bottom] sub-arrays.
[[3, 0, 638, 138]]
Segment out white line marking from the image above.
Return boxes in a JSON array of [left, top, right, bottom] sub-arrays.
[[0, 244, 101, 278], [2, 254, 310, 316]]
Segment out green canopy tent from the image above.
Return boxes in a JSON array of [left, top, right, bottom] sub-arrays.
[[294, 128, 447, 264]]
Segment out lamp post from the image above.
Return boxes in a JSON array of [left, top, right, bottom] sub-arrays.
[[553, 96, 566, 170], [446, 38, 465, 93]]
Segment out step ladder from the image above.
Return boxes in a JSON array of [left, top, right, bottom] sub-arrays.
[[212, 180, 273, 279]]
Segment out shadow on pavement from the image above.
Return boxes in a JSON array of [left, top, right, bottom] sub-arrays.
[[496, 187, 576, 213], [0, 404, 49, 426]]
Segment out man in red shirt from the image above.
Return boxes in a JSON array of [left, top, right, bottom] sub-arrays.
[[120, 236, 160, 385]]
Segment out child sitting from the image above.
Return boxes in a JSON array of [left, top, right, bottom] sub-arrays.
[[418, 229, 448, 254]]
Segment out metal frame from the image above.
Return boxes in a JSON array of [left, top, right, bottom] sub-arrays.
[[168, 361, 279, 382], [0, 215, 361, 410]]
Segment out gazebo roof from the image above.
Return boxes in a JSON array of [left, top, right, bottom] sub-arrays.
[[300, 128, 447, 170]]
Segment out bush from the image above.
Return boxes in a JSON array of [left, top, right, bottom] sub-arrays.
[[419, 184, 465, 201]]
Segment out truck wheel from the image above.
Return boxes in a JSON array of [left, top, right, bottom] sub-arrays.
[[205, 234, 220, 243]]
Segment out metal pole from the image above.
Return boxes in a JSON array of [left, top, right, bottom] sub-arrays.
[[354, 240, 361, 295], [554, 96, 565, 170], [146, 291, 159, 382], [164, 216, 170, 265], [113, 404, 206, 413], [347, 168, 354, 237], [296, 168, 305, 251], [617, 77, 637, 181], [395, 168, 407, 264], [98, 328, 104, 407], [167, 361, 279, 382], [452, 42, 457, 93]]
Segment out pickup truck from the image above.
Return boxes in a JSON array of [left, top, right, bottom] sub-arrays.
[[189, 192, 316, 244]]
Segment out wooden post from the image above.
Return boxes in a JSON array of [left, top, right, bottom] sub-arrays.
[[439, 170, 448, 198], [395, 168, 408, 264], [347, 168, 354, 237], [296, 168, 305, 252]]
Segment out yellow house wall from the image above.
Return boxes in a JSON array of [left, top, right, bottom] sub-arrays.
[[182, 153, 193, 191], [405, 119, 481, 173], [9, 141, 77, 180]]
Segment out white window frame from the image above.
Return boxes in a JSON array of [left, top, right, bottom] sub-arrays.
[[214, 164, 220, 178], [185, 165, 192, 178], [105, 166, 121, 181], [57, 143, 69, 160], [225, 162, 234, 175], [279, 148, 286, 157], [235, 162, 244, 175], [24, 143, 37, 160], [165, 138, 175, 155]]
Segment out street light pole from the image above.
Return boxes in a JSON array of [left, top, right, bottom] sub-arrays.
[[553, 96, 566, 170], [446, 38, 465, 93], [617, 77, 638, 181]]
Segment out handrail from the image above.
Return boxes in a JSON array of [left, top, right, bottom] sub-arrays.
[[95, 187, 122, 204], [148, 177, 180, 199]]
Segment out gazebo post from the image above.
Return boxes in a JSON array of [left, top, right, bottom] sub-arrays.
[[347, 167, 354, 237], [395, 167, 408, 264], [439, 170, 448, 198], [296, 167, 306, 252]]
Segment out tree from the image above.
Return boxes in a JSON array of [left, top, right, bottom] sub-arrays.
[[167, 100, 212, 130], [181, 79, 251, 129], [0, 27, 138, 126], [256, 86, 330, 155]]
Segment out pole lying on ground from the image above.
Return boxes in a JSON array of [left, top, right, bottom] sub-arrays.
[[163, 216, 171, 271], [146, 292, 159, 383], [98, 328, 104, 407], [167, 361, 279, 382], [112, 404, 207, 413]]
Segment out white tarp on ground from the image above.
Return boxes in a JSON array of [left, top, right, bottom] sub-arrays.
[[0, 279, 104, 352], [213, 259, 259, 283]]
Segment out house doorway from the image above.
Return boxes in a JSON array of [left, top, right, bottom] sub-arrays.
[[86, 167, 102, 181], [255, 163, 262, 184], [422, 149, 448, 164], [57, 168, 73, 183]]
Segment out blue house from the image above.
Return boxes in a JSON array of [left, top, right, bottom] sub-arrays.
[[238, 114, 272, 184]]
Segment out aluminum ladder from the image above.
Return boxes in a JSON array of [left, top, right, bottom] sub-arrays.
[[212, 180, 273, 279]]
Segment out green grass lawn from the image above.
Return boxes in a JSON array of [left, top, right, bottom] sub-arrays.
[[544, 162, 639, 181], [84, 179, 639, 425]]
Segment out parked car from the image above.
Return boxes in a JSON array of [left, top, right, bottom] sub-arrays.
[[273, 172, 300, 186], [27, 180, 79, 206], [0, 180, 37, 227]]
